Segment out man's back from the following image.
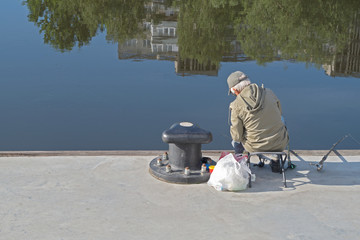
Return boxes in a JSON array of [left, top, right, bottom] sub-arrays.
[[230, 83, 289, 152]]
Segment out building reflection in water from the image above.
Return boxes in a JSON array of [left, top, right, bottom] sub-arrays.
[[118, 20, 247, 77], [118, 1, 360, 78], [323, 14, 360, 78], [118, 21, 178, 61], [117, 2, 247, 77]]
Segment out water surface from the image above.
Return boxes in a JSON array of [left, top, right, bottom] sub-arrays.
[[1, 0, 360, 150]]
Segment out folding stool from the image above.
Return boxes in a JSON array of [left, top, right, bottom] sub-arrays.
[[246, 152, 289, 188]]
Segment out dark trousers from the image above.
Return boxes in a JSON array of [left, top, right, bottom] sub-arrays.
[[233, 141, 245, 154]]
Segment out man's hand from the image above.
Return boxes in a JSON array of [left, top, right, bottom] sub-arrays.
[[231, 140, 238, 148], [232, 140, 244, 154]]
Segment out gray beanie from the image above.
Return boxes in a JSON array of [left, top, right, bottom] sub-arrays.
[[227, 71, 249, 95]]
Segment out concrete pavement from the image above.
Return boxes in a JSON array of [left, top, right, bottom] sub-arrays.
[[0, 150, 359, 240]]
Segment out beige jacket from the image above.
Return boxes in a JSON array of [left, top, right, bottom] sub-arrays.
[[229, 83, 289, 152]]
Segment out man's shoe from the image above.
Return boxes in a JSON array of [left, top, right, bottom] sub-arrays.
[[270, 160, 281, 173]]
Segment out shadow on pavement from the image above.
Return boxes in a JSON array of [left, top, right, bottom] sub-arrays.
[[243, 153, 360, 193]]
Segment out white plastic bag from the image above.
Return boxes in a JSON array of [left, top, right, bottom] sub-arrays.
[[207, 153, 251, 191]]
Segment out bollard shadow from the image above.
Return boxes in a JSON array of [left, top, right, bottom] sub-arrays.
[[243, 153, 360, 193]]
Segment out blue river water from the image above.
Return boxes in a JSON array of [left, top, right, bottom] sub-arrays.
[[0, 0, 359, 151]]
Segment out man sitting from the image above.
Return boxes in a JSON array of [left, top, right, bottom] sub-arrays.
[[227, 71, 289, 172]]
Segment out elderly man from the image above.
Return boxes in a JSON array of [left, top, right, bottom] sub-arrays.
[[227, 71, 289, 172]]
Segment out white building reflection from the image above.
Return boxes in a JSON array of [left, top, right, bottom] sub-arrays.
[[118, 20, 178, 61]]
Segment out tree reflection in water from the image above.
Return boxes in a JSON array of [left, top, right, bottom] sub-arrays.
[[23, 0, 147, 51], [23, 0, 360, 76]]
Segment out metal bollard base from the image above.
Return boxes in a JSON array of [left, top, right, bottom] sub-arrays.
[[149, 156, 211, 184]]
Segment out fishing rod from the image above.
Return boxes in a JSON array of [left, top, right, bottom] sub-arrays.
[[313, 134, 349, 171]]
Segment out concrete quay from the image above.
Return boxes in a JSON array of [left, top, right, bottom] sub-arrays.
[[0, 150, 359, 240]]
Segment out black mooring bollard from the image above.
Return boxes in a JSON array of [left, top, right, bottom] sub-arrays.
[[149, 122, 212, 184]]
